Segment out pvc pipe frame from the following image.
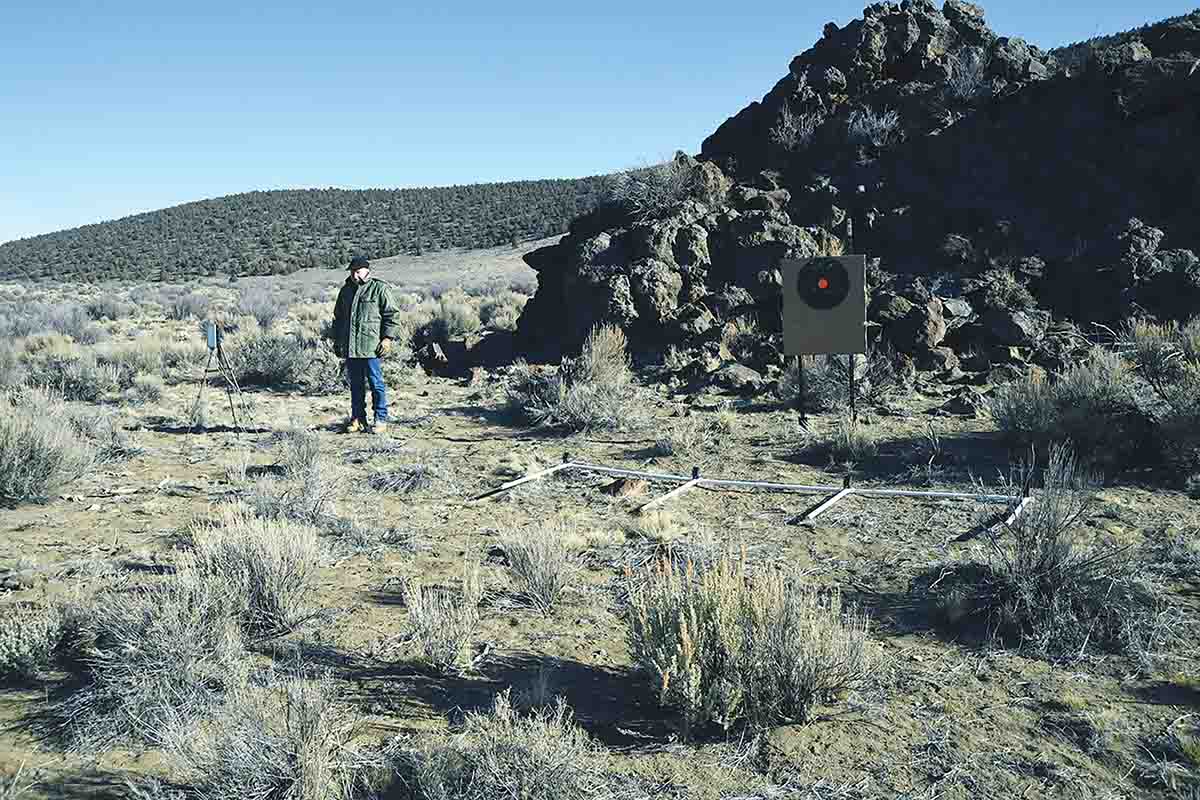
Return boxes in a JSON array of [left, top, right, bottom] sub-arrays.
[[473, 459, 1025, 506]]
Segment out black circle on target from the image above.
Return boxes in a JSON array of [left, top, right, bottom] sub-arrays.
[[796, 258, 850, 310]]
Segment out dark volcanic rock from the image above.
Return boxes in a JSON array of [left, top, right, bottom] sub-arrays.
[[714, 364, 765, 393], [517, 5, 1200, 364], [982, 309, 1050, 347]]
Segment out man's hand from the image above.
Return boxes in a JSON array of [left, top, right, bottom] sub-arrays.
[[376, 338, 392, 358]]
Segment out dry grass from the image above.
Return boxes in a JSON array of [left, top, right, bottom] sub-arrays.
[[0, 603, 64, 685], [402, 560, 484, 675], [0, 388, 97, 504], [625, 549, 877, 738], [505, 323, 635, 432], [184, 506, 328, 640], [52, 571, 251, 751], [161, 669, 361, 800], [382, 690, 617, 800], [501, 524, 576, 614], [915, 446, 1179, 663]]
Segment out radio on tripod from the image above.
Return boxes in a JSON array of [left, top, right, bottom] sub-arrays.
[[192, 320, 245, 436]]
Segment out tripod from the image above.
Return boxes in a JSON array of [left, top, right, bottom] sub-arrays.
[[192, 321, 245, 437]]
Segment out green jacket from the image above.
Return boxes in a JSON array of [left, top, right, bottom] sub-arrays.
[[331, 277, 402, 359]]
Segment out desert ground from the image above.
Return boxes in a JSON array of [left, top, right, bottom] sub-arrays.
[[0, 245, 1197, 800]]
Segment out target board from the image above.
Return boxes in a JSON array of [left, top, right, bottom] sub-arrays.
[[781, 255, 866, 355]]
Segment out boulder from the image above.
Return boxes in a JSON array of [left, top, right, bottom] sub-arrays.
[[629, 260, 684, 324], [915, 346, 960, 372], [887, 299, 948, 352], [869, 292, 915, 323], [937, 387, 989, 417], [670, 304, 717, 339], [982, 309, 1049, 347], [713, 364, 765, 393]]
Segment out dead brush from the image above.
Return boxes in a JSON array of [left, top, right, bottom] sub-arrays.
[[51, 571, 251, 752], [184, 506, 329, 640], [369, 465, 436, 495], [914, 445, 1180, 663], [505, 323, 636, 432], [161, 668, 362, 800], [0, 603, 64, 685], [401, 560, 484, 675], [625, 548, 877, 738], [382, 689, 617, 800], [500, 524, 575, 614], [0, 387, 98, 504]]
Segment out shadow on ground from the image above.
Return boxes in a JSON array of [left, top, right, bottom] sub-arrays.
[[265, 641, 679, 750]]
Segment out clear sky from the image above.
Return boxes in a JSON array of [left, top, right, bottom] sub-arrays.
[[1, 1, 1193, 244]]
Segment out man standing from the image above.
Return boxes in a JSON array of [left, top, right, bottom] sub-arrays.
[[331, 254, 400, 433]]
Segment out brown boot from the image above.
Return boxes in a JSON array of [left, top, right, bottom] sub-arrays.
[[344, 418, 367, 434]]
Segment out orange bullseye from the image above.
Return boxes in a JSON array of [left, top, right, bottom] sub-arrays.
[[817, 277, 830, 290]]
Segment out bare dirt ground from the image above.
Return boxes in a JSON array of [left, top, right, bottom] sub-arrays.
[[1, 257, 1198, 798]]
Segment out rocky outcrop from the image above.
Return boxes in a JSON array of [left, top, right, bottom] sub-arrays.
[[515, 4, 1200, 386]]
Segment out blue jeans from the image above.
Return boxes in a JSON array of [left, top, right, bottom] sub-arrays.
[[347, 358, 388, 422]]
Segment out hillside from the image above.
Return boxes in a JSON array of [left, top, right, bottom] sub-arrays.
[[0, 177, 611, 282], [516, 2, 1200, 371]]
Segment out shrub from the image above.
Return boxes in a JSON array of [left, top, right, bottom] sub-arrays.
[[779, 347, 900, 412], [45, 303, 106, 343], [721, 315, 760, 363], [230, 331, 308, 387], [21, 344, 133, 403], [989, 348, 1153, 470], [847, 106, 901, 148], [625, 549, 876, 737], [423, 292, 482, 343], [185, 507, 327, 640], [943, 48, 992, 104], [383, 690, 616, 800], [162, 670, 359, 800], [478, 289, 526, 332], [245, 429, 348, 530], [401, 561, 483, 675], [237, 287, 289, 330], [63, 404, 141, 463], [1122, 316, 1200, 474], [52, 571, 250, 751], [769, 104, 824, 151], [85, 296, 133, 322], [914, 445, 1176, 662], [974, 267, 1036, 311], [505, 323, 634, 432], [167, 292, 211, 321], [0, 390, 97, 504], [827, 413, 878, 464], [0, 603, 63, 684], [0, 343, 25, 390], [369, 465, 436, 495], [128, 373, 165, 404], [501, 524, 574, 614], [609, 156, 701, 220], [1144, 525, 1200, 581]]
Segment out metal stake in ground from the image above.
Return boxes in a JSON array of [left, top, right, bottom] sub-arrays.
[[849, 352, 857, 423], [795, 355, 808, 431]]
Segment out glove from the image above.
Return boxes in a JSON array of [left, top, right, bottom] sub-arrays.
[[376, 338, 392, 358]]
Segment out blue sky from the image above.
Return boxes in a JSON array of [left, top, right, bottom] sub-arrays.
[[1, 1, 1193, 244]]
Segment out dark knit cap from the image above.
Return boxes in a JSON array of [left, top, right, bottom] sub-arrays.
[[348, 254, 369, 270]]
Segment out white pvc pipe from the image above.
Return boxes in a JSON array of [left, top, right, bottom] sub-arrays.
[[569, 463, 1018, 504], [476, 460, 1023, 506], [636, 478, 703, 514], [806, 487, 856, 520]]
